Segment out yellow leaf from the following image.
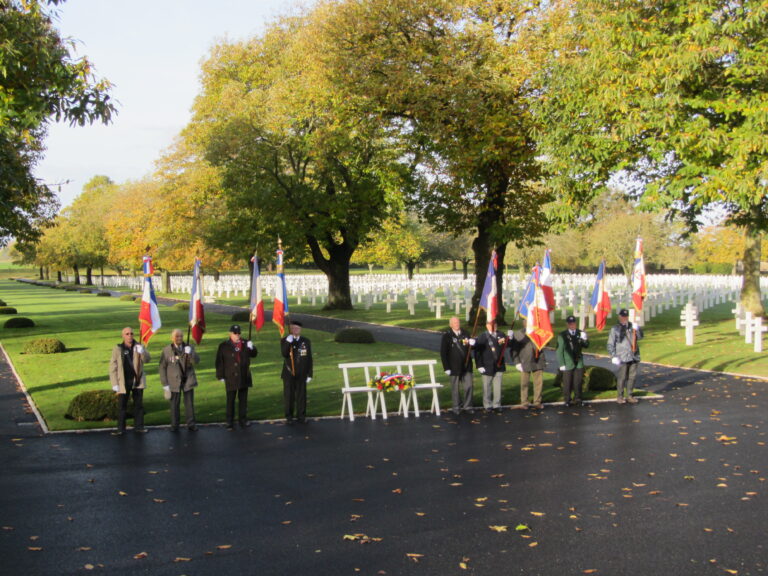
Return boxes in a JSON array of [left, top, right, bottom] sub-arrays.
[[28, 547, 43, 551], [467, 459, 480, 462], [118, 491, 128, 496], [216, 544, 232, 550], [174, 557, 191, 562], [459, 562, 468, 569], [84, 564, 94, 571], [529, 542, 538, 547], [488, 525, 508, 532], [530, 511, 545, 517], [153, 498, 166, 503], [133, 551, 148, 559]]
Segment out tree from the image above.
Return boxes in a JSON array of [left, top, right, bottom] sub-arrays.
[[536, 0, 768, 314], [187, 9, 412, 309], [322, 0, 552, 323], [693, 226, 745, 273], [0, 0, 115, 245]]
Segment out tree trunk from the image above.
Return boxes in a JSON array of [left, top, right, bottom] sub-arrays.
[[44, 267, 49, 280], [86, 267, 93, 286], [452, 260, 457, 271], [162, 270, 171, 293], [73, 265, 80, 285], [307, 235, 354, 310], [406, 261, 416, 280], [38, 266, 43, 280], [461, 258, 470, 280], [100, 266, 104, 287], [740, 221, 764, 316], [57, 270, 62, 282]]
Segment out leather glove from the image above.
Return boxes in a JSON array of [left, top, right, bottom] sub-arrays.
[[580, 331, 588, 340], [478, 367, 486, 374], [135, 344, 144, 354], [468, 338, 476, 346], [559, 366, 566, 371], [246, 341, 254, 350], [286, 335, 294, 343], [611, 357, 621, 366], [445, 370, 451, 376], [515, 363, 523, 372], [184, 346, 192, 354]]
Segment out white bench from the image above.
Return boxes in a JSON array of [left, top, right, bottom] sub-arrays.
[[339, 359, 444, 421]]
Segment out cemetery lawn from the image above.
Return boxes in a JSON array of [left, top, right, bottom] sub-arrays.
[[0, 280, 637, 432]]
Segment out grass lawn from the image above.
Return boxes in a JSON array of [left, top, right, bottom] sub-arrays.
[[0, 279, 637, 432]]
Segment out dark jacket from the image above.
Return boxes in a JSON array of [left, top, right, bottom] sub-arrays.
[[556, 330, 589, 370], [280, 336, 313, 381], [440, 328, 473, 374], [158, 343, 200, 392], [473, 330, 508, 375], [215, 338, 258, 391], [510, 330, 547, 372]]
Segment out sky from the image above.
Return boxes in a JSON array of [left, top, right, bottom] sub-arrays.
[[35, 0, 310, 208]]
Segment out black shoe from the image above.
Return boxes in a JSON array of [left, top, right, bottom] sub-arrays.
[[111, 430, 124, 436], [465, 408, 474, 414], [134, 428, 148, 434], [226, 423, 234, 430], [495, 407, 503, 413], [452, 408, 460, 415], [564, 402, 572, 408], [187, 425, 198, 431], [170, 426, 179, 432], [297, 417, 306, 424]]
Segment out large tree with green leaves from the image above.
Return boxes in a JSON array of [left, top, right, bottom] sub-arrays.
[[0, 0, 115, 245], [321, 0, 552, 323], [187, 9, 413, 309], [536, 0, 768, 314]]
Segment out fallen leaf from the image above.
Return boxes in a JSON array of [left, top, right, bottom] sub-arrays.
[[76, 547, 92, 551], [216, 544, 232, 550], [133, 551, 148, 559], [118, 491, 128, 496], [529, 542, 538, 548], [281, 521, 292, 525], [28, 547, 42, 551], [174, 557, 191, 562], [391, 488, 402, 494], [489, 525, 508, 532], [530, 511, 545, 517], [515, 524, 530, 531], [467, 459, 480, 463], [406, 553, 424, 562], [153, 498, 166, 504]]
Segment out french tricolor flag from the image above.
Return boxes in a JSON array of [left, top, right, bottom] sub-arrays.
[[188, 257, 205, 344], [139, 255, 162, 345], [590, 259, 611, 331], [250, 253, 264, 332], [632, 237, 647, 312], [525, 265, 554, 352], [540, 249, 556, 311], [273, 245, 288, 336], [478, 251, 498, 322]]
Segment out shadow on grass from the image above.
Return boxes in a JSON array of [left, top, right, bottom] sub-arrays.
[[30, 376, 107, 392]]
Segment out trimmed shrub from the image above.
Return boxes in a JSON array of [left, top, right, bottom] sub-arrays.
[[231, 310, 250, 322], [64, 287, 78, 292], [96, 291, 112, 297], [334, 327, 375, 344], [173, 302, 190, 310], [553, 365, 617, 391], [23, 338, 66, 354], [0, 306, 17, 314], [66, 389, 126, 421], [0, 299, 6, 306], [4, 317, 35, 329], [78, 288, 94, 294], [119, 294, 136, 301]]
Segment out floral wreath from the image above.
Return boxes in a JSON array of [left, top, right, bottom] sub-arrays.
[[367, 372, 414, 392]]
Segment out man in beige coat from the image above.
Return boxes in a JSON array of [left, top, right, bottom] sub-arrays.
[[109, 326, 151, 435], [159, 329, 200, 431]]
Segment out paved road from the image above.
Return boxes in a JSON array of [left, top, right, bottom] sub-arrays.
[[1, 292, 767, 575]]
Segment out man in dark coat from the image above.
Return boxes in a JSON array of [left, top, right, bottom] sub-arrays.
[[280, 320, 313, 423], [440, 316, 475, 414], [556, 315, 589, 407], [473, 319, 507, 413], [510, 323, 547, 409], [215, 325, 257, 429]]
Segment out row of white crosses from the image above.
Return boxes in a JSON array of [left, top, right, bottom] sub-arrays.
[[732, 302, 768, 353]]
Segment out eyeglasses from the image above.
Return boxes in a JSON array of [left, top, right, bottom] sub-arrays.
[[123, 332, 134, 335]]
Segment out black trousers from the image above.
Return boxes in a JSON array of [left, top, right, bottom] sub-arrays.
[[283, 376, 306, 420], [225, 388, 248, 425], [118, 386, 144, 432], [562, 367, 584, 403], [170, 389, 196, 429]]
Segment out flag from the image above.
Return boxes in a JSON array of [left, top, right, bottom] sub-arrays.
[[540, 249, 556, 311], [273, 244, 288, 336], [525, 266, 554, 352], [478, 251, 499, 322], [249, 253, 264, 332], [139, 255, 162, 345], [188, 257, 205, 345], [590, 259, 611, 331], [517, 268, 535, 320], [632, 237, 647, 311]]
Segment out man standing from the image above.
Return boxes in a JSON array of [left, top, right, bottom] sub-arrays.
[[607, 309, 643, 404], [510, 324, 547, 409], [109, 326, 151, 435], [281, 320, 313, 424], [556, 315, 589, 407], [440, 316, 475, 415], [159, 329, 200, 431], [473, 319, 507, 413], [215, 325, 258, 429]]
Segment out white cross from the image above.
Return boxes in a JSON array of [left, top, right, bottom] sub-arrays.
[[680, 301, 699, 346]]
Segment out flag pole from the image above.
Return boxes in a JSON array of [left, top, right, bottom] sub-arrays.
[[277, 236, 295, 376], [248, 249, 257, 342]]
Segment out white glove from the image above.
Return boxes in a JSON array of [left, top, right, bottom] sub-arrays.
[[445, 370, 451, 376], [135, 344, 144, 354], [478, 367, 486, 374], [112, 385, 119, 392], [468, 338, 476, 346], [507, 330, 514, 338], [219, 379, 225, 383], [246, 341, 254, 350], [580, 331, 588, 340], [611, 357, 621, 366], [163, 385, 170, 391], [515, 363, 523, 372], [286, 335, 294, 343], [184, 346, 192, 354], [559, 366, 566, 371], [306, 377, 312, 383]]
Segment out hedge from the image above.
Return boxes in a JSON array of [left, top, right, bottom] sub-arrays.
[[0, 306, 18, 314], [66, 389, 127, 421], [23, 338, 67, 354], [119, 294, 136, 302], [173, 302, 190, 310], [4, 317, 35, 329], [553, 365, 617, 391]]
